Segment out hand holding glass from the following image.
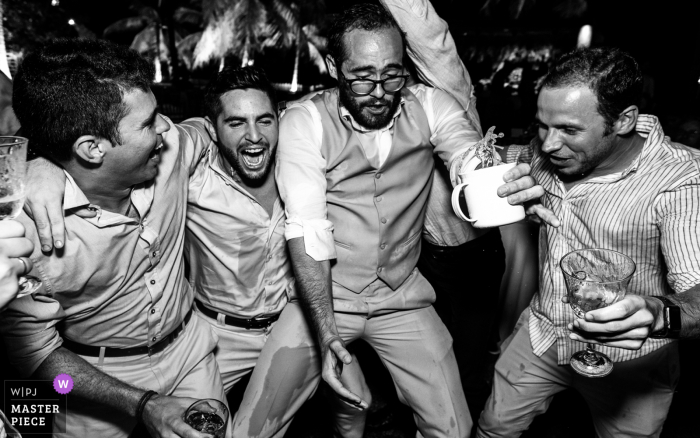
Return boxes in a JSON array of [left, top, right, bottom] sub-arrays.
[[0, 137, 42, 296], [184, 399, 228, 438], [560, 248, 636, 377]]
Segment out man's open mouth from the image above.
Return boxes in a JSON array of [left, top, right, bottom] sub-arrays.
[[240, 147, 266, 168], [366, 103, 389, 115], [149, 144, 162, 161]]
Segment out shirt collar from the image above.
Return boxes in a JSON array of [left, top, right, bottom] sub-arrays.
[[338, 95, 406, 133], [618, 114, 664, 178], [63, 170, 92, 211], [62, 170, 150, 228]]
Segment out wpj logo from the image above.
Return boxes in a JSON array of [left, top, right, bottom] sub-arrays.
[[53, 375, 73, 395], [3, 375, 71, 434]]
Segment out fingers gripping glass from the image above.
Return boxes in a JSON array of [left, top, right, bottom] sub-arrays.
[[338, 71, 408, 96], [560, 248, 636, 378], [0, 137, 42, 296]]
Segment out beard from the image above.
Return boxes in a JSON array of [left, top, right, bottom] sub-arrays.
[[221, 143, 276, 186], [338, 84, 402, 130]]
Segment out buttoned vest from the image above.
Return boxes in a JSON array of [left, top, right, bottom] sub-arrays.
[[312, 88, 434, 293]]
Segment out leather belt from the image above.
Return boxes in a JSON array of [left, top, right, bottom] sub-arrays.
[[62, 309, 193, 357], [195, 300, 279, 330]]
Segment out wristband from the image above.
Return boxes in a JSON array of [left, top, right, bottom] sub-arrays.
[[649, 296, 681, 339], [135, 390, 158, 423]]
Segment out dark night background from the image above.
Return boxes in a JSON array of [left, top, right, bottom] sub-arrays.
[[51, 0, 700, 115]]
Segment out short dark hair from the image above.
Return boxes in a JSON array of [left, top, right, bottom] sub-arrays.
[[203, 66, 277, 123], [542, 47, 643, 134], [328, 3, 406, 67], [13, 38, 154, 162]]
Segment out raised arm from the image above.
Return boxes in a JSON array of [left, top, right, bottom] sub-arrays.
[[276, 103, 368, 409], [379, 0, 482, 134]]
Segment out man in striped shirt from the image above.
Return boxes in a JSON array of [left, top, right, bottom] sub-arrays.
[[477, 47, 700, 438]]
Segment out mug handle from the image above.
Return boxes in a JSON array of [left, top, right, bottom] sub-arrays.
[[451, 182, 477, 222]]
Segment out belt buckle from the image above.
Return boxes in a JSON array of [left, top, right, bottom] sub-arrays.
[[246, 316, 270, 330], [245, 317, 258, 330]]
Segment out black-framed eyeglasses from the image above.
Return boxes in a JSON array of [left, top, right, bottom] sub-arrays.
[[338, 71, 409, 96]]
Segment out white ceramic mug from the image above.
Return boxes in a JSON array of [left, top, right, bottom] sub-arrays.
[[451, 162, 526, 228]]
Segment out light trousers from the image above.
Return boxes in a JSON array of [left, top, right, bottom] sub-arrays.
[[477, 309, 679, 438], [335, 304, 471, 438], [200, 301, 321, 438], [56, 312, 229, 438]]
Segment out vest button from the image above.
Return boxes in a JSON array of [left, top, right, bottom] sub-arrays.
[[381, 218, 387, 224], [375, 173, 382, 179], [380, 244, 386, 250], [375, 196, 383, 202]]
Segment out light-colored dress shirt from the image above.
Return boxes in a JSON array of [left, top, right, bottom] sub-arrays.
[[380, 0, 488, 247], [0, 118, 207, 376], [529, 115, 700, 365], [184, 118, 294, 319], [277, 84, 481, 262]]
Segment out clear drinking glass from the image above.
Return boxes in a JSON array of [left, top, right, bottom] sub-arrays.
[[560, 248, 636, 378], [0, 137, 42, 296], [184, 399, 228, 438]]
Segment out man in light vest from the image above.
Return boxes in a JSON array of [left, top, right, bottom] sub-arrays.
[[276, 4, 554, 436]]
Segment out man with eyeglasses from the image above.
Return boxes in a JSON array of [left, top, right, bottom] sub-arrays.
[[276, 4, 550, 436]]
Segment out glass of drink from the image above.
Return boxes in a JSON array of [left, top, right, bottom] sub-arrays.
[[184, 399, 228, 438], [560, 248, 636, 378], [0, 137, 42, 296]]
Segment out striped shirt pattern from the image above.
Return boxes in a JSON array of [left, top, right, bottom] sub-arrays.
[[528, 115, 700, 365]]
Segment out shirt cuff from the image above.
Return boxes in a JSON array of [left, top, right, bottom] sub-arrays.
[[448, 147, 478, 187], [285, 217, 337, 261]]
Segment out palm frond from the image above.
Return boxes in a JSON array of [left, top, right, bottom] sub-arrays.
[[264, 0, 298, 48], [306, 39, 326, 73], [232, 0, 268, 53], [193, 8, 236, 67], [103, 16, 151, 38], [130, 24, 170, 61], [177, 32, 202, 70], [133, 5, 160, 23], [302, 24, 326, 50], [173, 7, 203, 26]]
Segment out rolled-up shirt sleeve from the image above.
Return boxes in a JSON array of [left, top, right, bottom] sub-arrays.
[[276, 101, 336, 261], [655, 176, 700, 293], [1, 293, 65, 377], [414, 86, 482, 186]]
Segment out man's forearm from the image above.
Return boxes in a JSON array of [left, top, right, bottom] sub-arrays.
[[34, 347, 145, 417], [287, 237, 338, 345]]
